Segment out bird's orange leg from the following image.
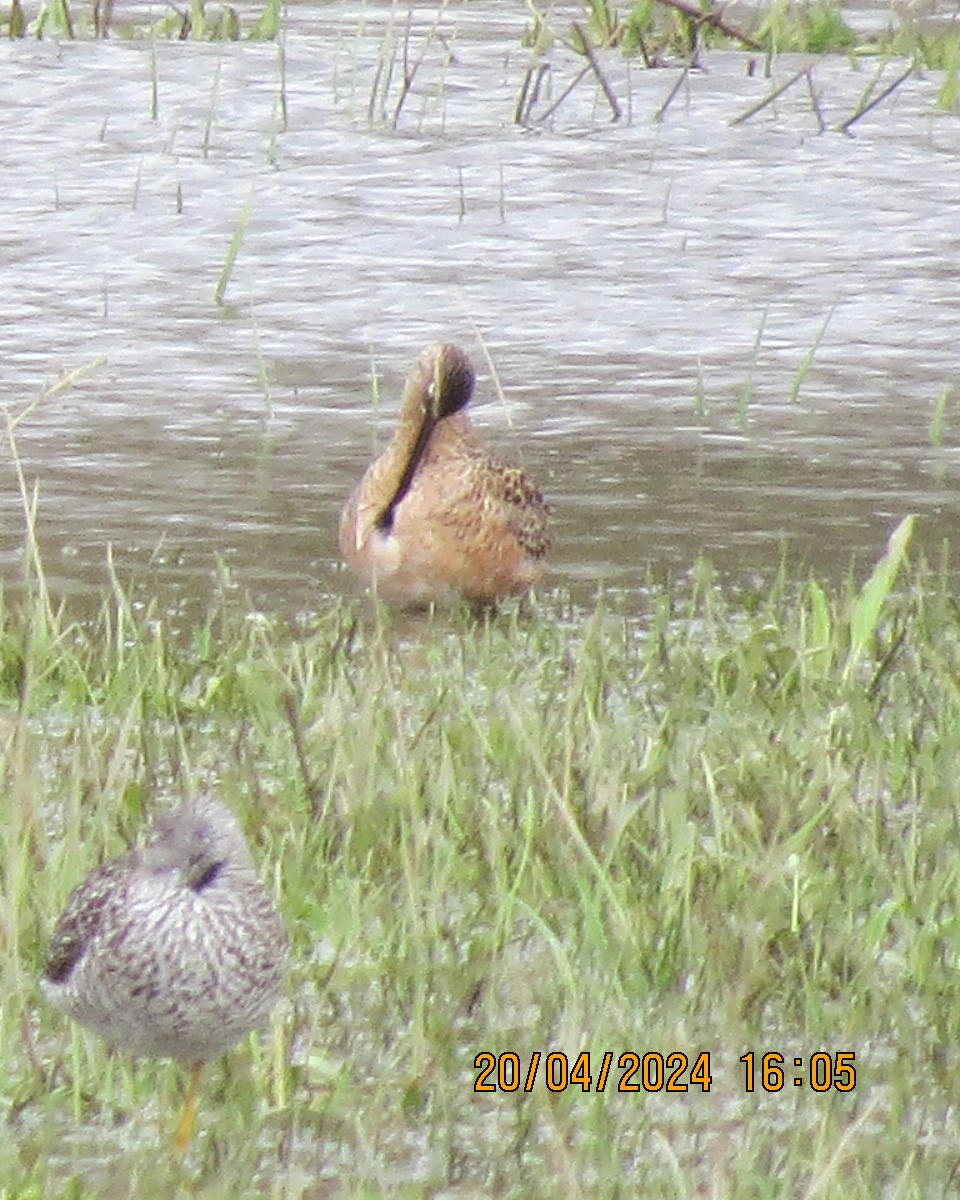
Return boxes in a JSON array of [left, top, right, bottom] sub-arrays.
[[173, 1062, 203, 1155]]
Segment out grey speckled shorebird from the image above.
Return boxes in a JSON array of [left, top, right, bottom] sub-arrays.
[[41, 796, 288, 1153], [339, 343, 551, 605]]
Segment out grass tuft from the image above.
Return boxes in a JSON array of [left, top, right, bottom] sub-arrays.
[[3, 519, 960, 1193]]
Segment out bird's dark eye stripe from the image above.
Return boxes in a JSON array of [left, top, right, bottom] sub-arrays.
[[192, 860, 224, 892]]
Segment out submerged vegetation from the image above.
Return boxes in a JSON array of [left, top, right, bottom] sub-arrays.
[[3, 517, 960, 1194], [3, 0, 958, 126], [531, 0, 952, 70], [1, 0, 958, 83], [5, 0, 281, 40]]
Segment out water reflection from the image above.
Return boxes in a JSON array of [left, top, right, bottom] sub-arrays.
[[0, 5, 958, 615]]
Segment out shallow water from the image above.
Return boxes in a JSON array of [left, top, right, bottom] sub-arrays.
[[0, 2, 958, 615]]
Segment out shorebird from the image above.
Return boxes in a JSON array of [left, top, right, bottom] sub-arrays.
[[339, 342, 551, 605], [41, 796, 288, 1153]]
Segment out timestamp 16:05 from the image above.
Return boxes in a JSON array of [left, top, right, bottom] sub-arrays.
[[473, 1051, 856, 1094], [740, 1052, 856, 1092]]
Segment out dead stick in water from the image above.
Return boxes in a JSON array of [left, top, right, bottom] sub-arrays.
[[838, 63, 915, 134], [571, 22, 622, 122], [729, 65, 812, 125], [656, 0, 762, 51], [514, 61, 550, 125], [655, 66, 691, 123], [391, 10, 421, 129], [391, 0, 452, 129], [806, 69, 826, 133], [535, 64, 592, 124]]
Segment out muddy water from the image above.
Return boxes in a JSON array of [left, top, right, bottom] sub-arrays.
[[0, 4, 958, 614]]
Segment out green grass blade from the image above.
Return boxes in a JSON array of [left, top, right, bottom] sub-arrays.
[[844, 514, 915, 681], [215, 188, 253, 307]]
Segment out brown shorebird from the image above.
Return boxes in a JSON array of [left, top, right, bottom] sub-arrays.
[[339, 343, 551, 605], [41, 796, 288, 1152]]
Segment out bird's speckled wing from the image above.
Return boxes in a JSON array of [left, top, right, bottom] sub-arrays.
[[426, 441, 551, 566], [494, 463, 551, 561], [43, 856, 133, 984]]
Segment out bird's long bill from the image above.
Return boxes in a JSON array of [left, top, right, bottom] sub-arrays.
[[375, 410, 437, 533]]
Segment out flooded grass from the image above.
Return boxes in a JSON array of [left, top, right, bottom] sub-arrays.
[[3, 518, 960, 1194], [9, 0, 280, 39], [5, 0, 960, 81]]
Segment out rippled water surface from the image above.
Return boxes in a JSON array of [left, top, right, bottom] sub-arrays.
[[1, 2, 959, 613]]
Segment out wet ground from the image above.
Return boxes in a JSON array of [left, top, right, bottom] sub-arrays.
[[1, 1, 958, 614]]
